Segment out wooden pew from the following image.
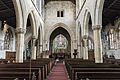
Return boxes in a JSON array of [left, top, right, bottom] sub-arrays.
[[0, 67, 41, 80], [0, 58, 54, 80], [65, 59, 120, 80]]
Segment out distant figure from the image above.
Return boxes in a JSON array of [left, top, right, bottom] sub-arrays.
[[55, 58, 59, 65], [56, 58, 59, 62]]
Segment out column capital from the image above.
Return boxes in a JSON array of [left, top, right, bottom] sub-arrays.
[[16, 28, 26, 34], [92, 25, 102, 30], [82, 35, 88, 39], [32, 36, 37, 40]]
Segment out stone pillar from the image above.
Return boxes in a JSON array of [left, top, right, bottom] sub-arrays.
[[39, 45, 43, 54], [80, 41, 84, 58], [92, 25, 103, 63], [77, 44, 81, 58], [83, 35, 88, 60], [16, 28, 25, 63], [31, 36, 37, 60]]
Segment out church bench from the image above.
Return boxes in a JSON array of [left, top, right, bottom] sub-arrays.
[[73, 67, 120, 80], [65, 59, 94, 79], [0, 68, 41, 79], [0, 77, 29, 80], [24, 59, 54, 78], [25, 58, 55, 74], [0, 67, 41, 80], [0, 71, 33, 80], [65, 59, 120, 80], [0, 62, 48, 80], [69, 64, 120, 80], [0, 58, 54, 80], [76, 70, 120, 80]]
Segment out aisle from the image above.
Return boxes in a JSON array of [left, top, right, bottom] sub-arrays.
[[47, 61, 68, 80]]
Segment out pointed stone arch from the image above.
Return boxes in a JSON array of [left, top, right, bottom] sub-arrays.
[[45, 23, 75, 58], [83, 10, 93, 36], [95, 0, 105, 25], [49, 27, 71, 58]]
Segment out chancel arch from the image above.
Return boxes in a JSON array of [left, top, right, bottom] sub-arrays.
[[49, 27, 71, 59], [45, 23, 75, 58]]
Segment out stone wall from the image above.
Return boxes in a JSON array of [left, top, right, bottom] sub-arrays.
[[44, 1, 76, 57]]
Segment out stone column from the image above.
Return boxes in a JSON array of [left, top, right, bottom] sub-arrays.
[[83, 35, 88, 59], [80, 41, 84, 58], [39, 45, 43, 54], [77, 44, 81, 58], [16, 28, 25, 63], [38, 44, 43, 58], [92, 25, 103, 63], [31, 36, 37, 60]]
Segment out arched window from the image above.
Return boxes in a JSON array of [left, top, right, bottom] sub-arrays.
[[4, 28, 13, 50], [108, 28, 114, 49], [107, 28, 120, 49]]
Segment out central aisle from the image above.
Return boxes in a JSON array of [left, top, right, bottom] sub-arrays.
[[47, 61, 68, 80]]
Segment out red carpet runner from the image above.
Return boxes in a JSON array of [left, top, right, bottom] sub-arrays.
[[48, 62, 68, 80]]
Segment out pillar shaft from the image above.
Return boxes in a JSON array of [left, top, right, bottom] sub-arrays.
[[83, 35, 88, 60], [93, 25, 103, 63], [39, 45, 43, 54], [77, 45, 82, 58], [36, 39, 43, 58], [31, 36, 37, 60], [16, 28, 25, 63]]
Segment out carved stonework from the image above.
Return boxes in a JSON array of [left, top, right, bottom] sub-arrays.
[[32, 36, 37, 40], [92, 25, 102, 30], [16, 28, 26, 34], [82, 35, 88, 39]]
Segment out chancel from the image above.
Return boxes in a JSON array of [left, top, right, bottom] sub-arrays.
[[0, 0, 120, 80]]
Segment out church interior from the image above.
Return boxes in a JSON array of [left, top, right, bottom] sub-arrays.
[[0, 0, 120, 80]]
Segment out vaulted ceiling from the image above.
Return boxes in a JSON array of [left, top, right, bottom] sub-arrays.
[[45, 0, 76, 5], [103, 0, 120, 26]]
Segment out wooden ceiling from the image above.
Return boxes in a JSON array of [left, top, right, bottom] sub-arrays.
[[0, 0, 16, 28], [0, 0, 119, 27], [45, 0, 76, 5], [103, 0, 120, 26]]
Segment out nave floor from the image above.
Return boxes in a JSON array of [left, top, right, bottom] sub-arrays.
[[47, 61, 69, 80]]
